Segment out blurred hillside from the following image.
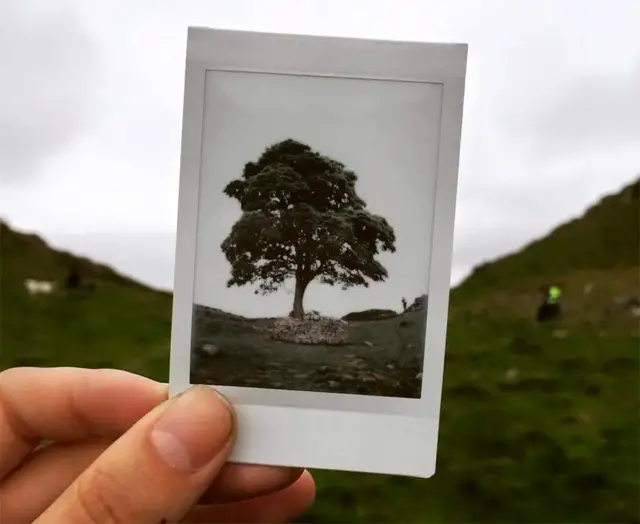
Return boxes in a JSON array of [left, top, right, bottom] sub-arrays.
[[0, 221, 172, 377], [455, 178, 639, 297], [1, 178, 638, 522]]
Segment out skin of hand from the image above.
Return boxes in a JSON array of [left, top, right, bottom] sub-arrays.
[[0, 367, 316, 523]]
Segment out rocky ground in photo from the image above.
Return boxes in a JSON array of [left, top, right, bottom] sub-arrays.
[[270, 314, 349, 345], [191, 305, 426, 398]]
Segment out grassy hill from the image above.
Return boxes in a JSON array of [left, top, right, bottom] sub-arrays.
[[455, 178, 639, 298], [0, 222, 173, 378], [1, 178, 638, 523]]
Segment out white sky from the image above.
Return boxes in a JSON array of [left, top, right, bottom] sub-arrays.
[[1, 0, 639, 296], [193, 71, 440, 317]]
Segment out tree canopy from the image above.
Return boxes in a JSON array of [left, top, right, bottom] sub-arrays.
[[221, 139, 396, 318]]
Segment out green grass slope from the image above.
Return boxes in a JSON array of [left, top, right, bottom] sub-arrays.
[[0, 222, 172, 378], [1, 178, 638, 523], [456, 178, 639, 298]]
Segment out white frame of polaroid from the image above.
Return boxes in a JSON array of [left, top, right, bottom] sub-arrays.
[[169, 27, 467, 478]]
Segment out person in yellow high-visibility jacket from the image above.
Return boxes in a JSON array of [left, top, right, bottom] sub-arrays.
[[547, 285, 562, 304], [537, 284, 562, 322]]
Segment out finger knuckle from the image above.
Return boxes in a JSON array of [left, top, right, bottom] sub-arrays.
[[74, 465, 136, 524]]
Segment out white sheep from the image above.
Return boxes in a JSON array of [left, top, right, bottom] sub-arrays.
[[24, 279, 55, 295]]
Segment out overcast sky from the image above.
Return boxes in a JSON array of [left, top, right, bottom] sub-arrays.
[[1, 0, 639, 296], [194, 71, 440, 317]]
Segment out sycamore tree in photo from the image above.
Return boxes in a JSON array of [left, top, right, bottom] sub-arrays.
[[221, 139, 396, 319]]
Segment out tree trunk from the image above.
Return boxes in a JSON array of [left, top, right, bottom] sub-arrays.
[[291, 278, 308, 319]]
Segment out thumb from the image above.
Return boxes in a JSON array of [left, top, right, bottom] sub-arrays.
[[35, 386, 235, 524]]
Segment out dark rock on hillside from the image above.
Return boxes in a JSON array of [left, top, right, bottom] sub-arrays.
[[405, 294, 428, 313], [342, 309, 398, 321]]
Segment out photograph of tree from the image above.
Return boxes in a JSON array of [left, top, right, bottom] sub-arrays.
[[222, 138, 397, 320], [191, 70, 441, 397]]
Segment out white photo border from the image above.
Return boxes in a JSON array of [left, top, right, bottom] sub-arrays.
[[169, 27, 467, 477]]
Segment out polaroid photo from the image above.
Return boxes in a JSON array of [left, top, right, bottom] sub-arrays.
[[169, 27, 467, 478]]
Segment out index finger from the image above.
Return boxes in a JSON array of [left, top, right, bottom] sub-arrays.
[[0, 367, 167, 480]]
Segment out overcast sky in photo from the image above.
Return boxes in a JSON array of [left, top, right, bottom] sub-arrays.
[[194, 71, 441, 317], [1, 0, 639, 299]]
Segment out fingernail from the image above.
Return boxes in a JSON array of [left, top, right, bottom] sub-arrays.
[[290, 468, 305, 483], [150, 386, 234, 471]]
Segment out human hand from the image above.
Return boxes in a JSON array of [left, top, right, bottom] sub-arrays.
[[0, 367, 315, 523]]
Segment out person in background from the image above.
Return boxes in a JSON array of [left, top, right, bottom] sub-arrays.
[[537, 284, 562, 322]]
